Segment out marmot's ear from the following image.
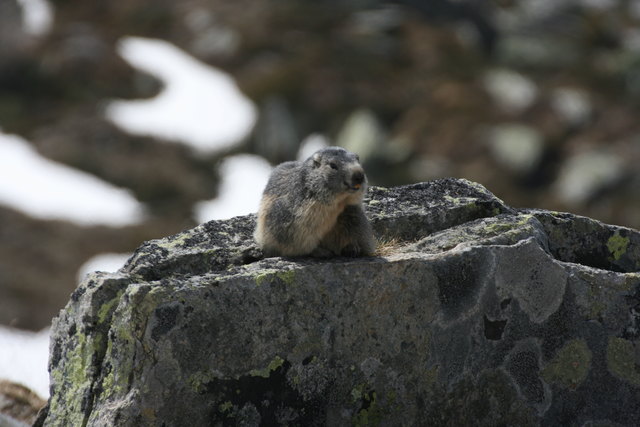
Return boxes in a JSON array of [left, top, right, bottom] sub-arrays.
[[312, 153, 322, 168]]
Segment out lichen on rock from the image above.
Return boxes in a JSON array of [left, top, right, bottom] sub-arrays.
[[39, 179, 640, 426], [541, 339, 592, 390]]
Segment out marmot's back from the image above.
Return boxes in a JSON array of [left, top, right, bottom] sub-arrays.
[[254, 147, 374, 257]]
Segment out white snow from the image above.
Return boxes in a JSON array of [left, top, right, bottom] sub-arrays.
[[194, 154, 272, 222], [487, 124, 544, 174], [16, 0, 54, 36], [297, 133, 329, 161], [76, 252, 132, 283], [483, 68, 538, 113], [554, 150, 624, 205], [551, 88, 591, 126], [105, 36, 257, 155], [0, 130, 146, 226], [0, 326, 50, 398]]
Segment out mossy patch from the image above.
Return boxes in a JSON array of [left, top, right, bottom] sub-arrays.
[[607, 231, 630, 262], [541, 339, 592, 389], [607, 337, 640, 387]]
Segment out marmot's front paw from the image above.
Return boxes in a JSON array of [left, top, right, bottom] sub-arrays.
[[309, 247, 335, 258], [340, 244, 362, 258]]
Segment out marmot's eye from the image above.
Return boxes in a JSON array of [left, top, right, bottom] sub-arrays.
[[329, 162, 338, 170]]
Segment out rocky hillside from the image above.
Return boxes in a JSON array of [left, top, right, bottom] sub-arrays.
[[37, 179, 640, 426]]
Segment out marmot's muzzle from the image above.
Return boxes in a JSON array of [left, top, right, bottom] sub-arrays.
[[349, 170, 365, 190]]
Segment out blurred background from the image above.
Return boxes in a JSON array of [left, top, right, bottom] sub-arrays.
[[1, 0, 640, 400]]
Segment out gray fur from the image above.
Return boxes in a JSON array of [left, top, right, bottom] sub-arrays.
[[254, 147, 375, 257]]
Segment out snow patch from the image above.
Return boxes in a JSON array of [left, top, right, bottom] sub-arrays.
[[106, 37, 257, 155], [16, 0, 53, 36], [77, 253, 132, 283], [297, 133, 330, 161], [194, 154, 272, 222], [0, 326, 50, 398], [0, 130, 145, 226]]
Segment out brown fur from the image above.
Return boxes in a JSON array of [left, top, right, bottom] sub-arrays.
[[254, 147, 374, 257], [256, 192, 360, 257]]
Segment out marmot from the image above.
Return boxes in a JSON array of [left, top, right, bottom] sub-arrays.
[[254, 146, 375, 257]]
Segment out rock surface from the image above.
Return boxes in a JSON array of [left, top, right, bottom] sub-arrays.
[[40, 179, 640, 426]]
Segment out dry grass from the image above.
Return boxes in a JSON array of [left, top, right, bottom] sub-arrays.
[[373, 237, 406, 256]]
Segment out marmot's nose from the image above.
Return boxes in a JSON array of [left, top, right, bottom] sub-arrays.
[[352, 171, 365, 185]]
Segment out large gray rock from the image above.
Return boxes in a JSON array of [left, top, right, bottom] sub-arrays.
[[39, 179, 640, 426]]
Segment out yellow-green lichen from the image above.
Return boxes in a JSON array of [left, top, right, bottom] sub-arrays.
[[100, 330, 136, 399], [48, 327, 106, 427], [158, 232, 192, 249], [100, 338, 117, 394], [483, 222, 515, 234], [249, 355, 285, 378], [255, 272, 270, 286], [444, 195, 479, 212], [276, 270, 296, 285], [97, 290, 124, 324], [291, 374, 301, 386], [99, 287, 153, 400], [218, 400, 234, 416], [463, 215, 535, 245], [255, 270, 296, 287], [607, 232, 630, 261], [351, 385, 383, 427], [541, 339, 592, 389], [100, 370, 117, 398], [607, 337, 640, 387], [188, 370, 221, 393], [351, 383, 367, 403]]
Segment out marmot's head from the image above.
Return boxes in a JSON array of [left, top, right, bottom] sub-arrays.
[[305, 147, 367, 202]]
